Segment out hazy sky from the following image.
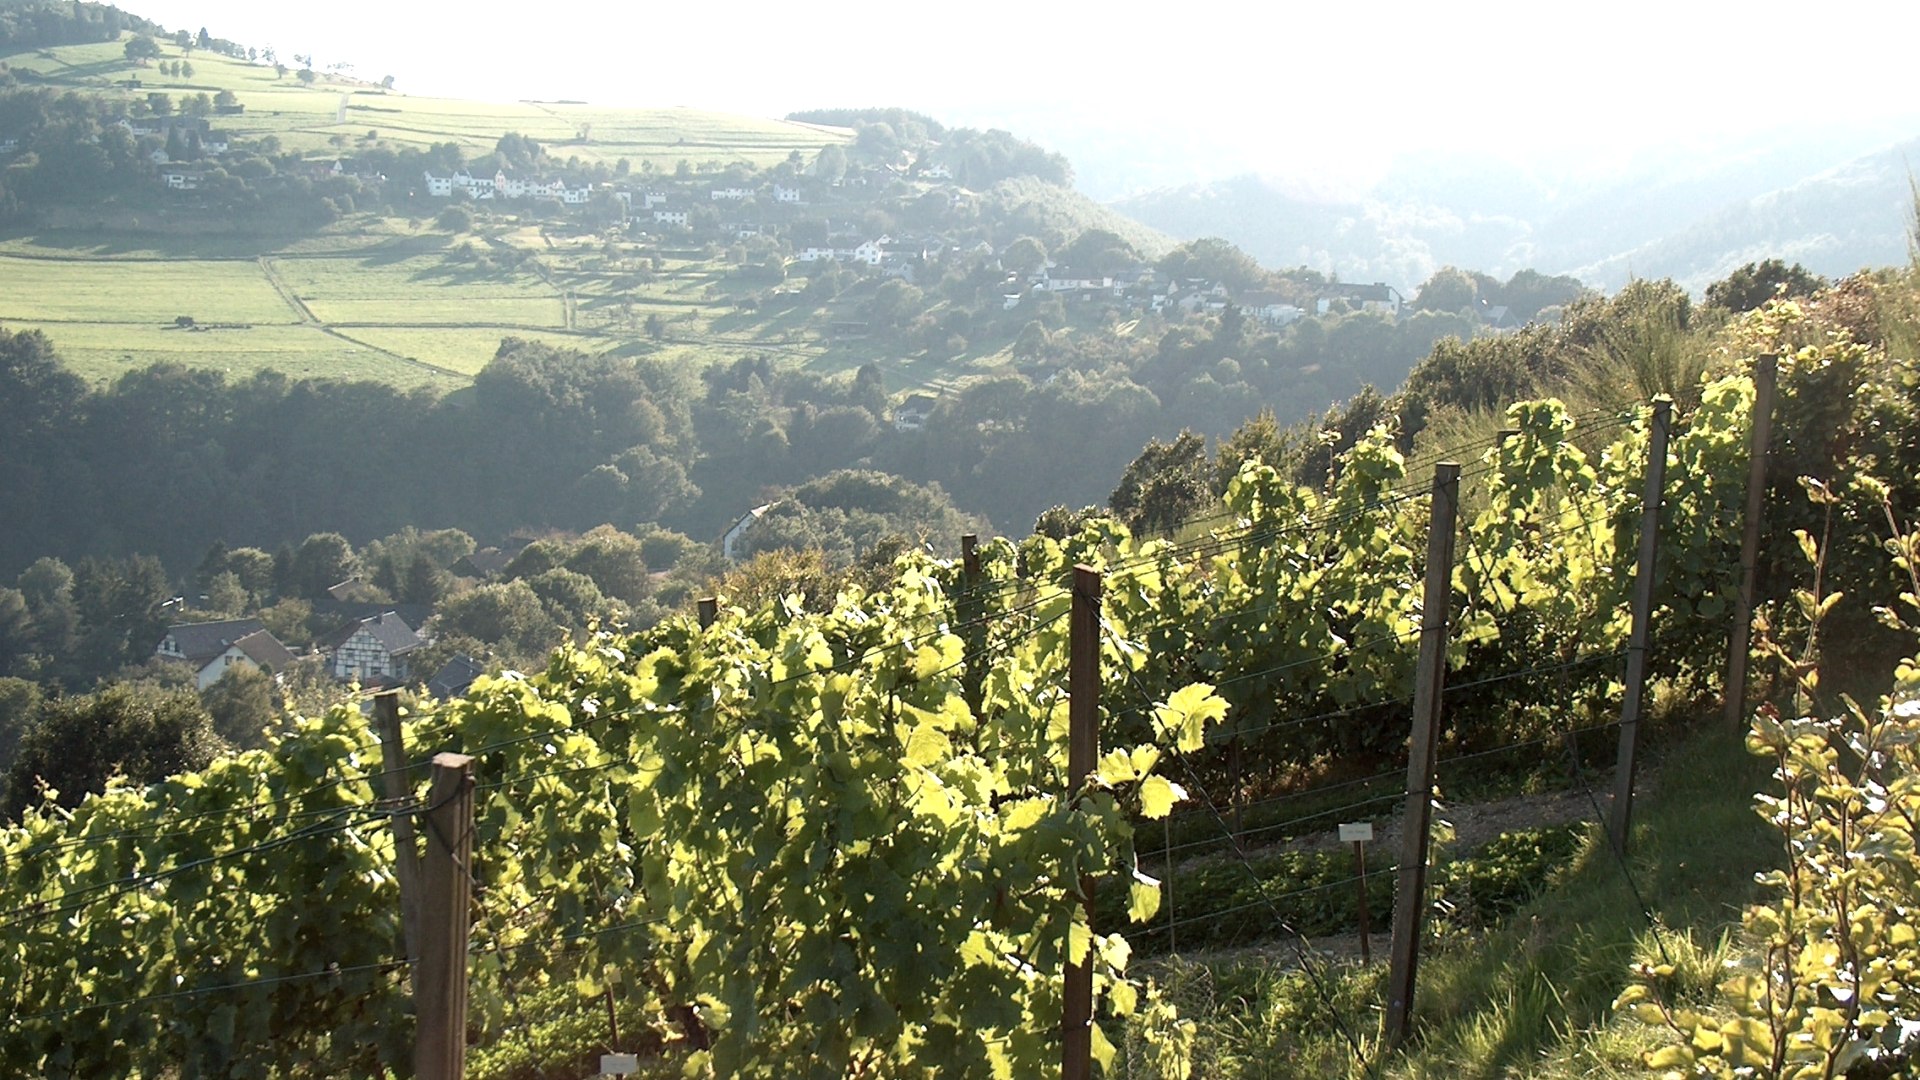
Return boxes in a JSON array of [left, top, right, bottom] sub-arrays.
[[130, 0, 1920, 197]]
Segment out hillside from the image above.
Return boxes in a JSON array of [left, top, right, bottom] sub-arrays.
[[1, 35, 848, 166], [0, 34, 1178, 398], [1113, 121, 1920, 294]]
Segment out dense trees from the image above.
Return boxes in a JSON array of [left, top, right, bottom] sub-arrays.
[[736, 470, 980, 565], [1704, 258, 1826, 313], [1108, 431, 1211, 537], [3, 684, 221, 818], [122, 34, 161, 63]]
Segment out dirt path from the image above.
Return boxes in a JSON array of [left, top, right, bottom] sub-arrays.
[[257, 256, 319, 323]]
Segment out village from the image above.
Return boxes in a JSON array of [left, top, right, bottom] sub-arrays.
[[0, 108, 1513, 330]]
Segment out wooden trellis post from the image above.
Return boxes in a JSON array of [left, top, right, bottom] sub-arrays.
[[1609, 399, 1673, 854], [1385, 462, 1460, 1046], [1063, 564, 1102, 1080], [1724, 354, 1778, 729]]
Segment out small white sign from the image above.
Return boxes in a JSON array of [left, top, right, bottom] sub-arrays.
[[601, 1053, 639, 1076], [1338, 822, 1374, 843]]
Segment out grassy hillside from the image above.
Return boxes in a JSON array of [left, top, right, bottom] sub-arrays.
[[2, 36, 846, 167], [0, 36, 1180, 396]]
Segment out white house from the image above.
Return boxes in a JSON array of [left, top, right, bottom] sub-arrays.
[[190, 630, 297, 691], [710, 187, 750, 201], [641, 190, 670, 209], [797, 236, 888, 265], [1241, 291, 1305, 327], [424, 170, 453, 197], [653, 208, 690, 226], [722, 503, 778, 562], [155, 619, 296, 691], [772, 183, 803, 203], [157, 618, 261, 665], [1315, 282, 1403, 317], [1042, 268, 1116, 293], [161, 170, 204, 190], [321, 611, 423, 684]]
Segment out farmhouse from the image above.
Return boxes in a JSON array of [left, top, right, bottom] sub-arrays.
[[160, 169, 204, 190], [422, 170, 497, 199], [1240, 291, 1305, 327], [426, 653, 485, 700], [320, 611, 423, 684], [710, 187, 751, 201], [653, 208, 690, 226], [191, 630, 297, 690], [1041, 268, 1117, 294], [892, 392, 939, 432], [773, 183, 803, 203], [796, 235, 888, 265], [1316, 282, 1403, 317], [154, 619, 296, 690], [722, 503, 779, 561]]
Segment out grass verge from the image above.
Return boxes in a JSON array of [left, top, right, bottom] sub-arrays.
[[1118, 717, 1775, 1079]]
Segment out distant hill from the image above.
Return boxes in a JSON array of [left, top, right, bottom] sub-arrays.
[[1112, 123, 1920, 294], [1563, 137, 1919, 290]]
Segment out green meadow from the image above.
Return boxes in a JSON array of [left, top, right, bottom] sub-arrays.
[[2, 39, 845, 168], [0, 37, 1005, 394]]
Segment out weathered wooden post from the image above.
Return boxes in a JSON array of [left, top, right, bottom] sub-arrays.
[[1385, 462, 1460, 1047], [373, 692, 422, 996], [960, 534, 985, 715], [416, 752, 474, 1080], [697, 597, 718, 629], [1609, 399, 1673, 854], [1063, 564, 1102, 1080], [1724, 354, 1778, 730]]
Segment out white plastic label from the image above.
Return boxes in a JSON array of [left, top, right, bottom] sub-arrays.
[[1338, 822, 1374, 843], [601, 1053, 639, 1076]]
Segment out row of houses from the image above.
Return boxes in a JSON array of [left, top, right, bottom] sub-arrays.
[[998, 263, 1414, 326], [153, 609, 478, 698], [422, 170, 594, 205], [417, 171, 816, 219]]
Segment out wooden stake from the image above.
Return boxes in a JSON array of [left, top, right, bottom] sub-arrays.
[[697, 597, 718, 629], [1354, 839, 1372, 967], [373, 692, 423, 997], [416, 752, 474, 1080], [960, 535, 984, 715], [1385, 462, 1460, 1047], [1063, 564, 1102, 1080], [1609, 399, 1673, 855], [1724, 354, 1778, 730]]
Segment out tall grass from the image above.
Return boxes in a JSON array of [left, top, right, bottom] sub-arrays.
[[1116, 715, 1775, 1080]]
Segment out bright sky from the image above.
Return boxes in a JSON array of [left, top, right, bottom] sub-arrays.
[[130, 0, 1920, 197]]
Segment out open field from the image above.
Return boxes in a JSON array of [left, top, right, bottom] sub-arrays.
[[0, 255, 297, 323], [270, 254, 567, 327], [0, 220, 991, 394], [3, 39, 848, 168], [0, 319, 465, 391], [333, 326, 599, 375], [0, 38, 997, 394]]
